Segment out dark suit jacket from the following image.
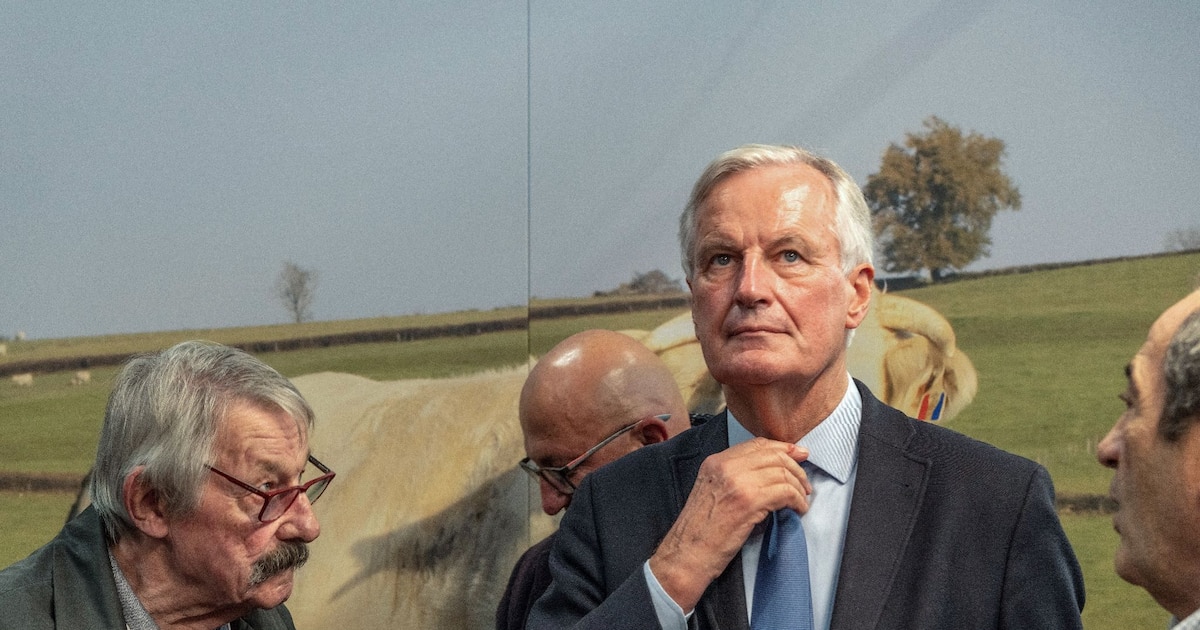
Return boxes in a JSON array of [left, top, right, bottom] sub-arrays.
[[527, 381, 1085, 629], [0, 506, 296, 630], [496, 532, 556, 630]]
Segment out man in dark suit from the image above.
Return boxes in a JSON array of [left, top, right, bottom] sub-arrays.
[[527, 144, 1084, 629], [497, 329, 691, 630]]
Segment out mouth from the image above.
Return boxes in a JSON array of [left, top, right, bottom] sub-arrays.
[[726, 324, 784, 337], [249, 541, 310, 586]]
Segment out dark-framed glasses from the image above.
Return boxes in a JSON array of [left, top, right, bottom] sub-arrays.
[[519, 414, 670, 495], [207, 455, 335, 523]]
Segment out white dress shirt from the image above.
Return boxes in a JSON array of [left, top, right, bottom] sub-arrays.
[[1171, 608, 1200, 630], [645, 378, 862, 630]]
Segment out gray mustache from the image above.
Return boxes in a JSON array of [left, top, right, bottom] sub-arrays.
[[249, 541, 309, 586]]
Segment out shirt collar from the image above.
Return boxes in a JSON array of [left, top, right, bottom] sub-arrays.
[[1171, 607, 1200, 629], [108, 548, 160, 630], [108, 548, 232, 630], [726, 376, 861, 484]]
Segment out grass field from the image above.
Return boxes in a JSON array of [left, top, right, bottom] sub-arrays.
[[905, 253, 1200, 497], [2, 252, 1198, 628]]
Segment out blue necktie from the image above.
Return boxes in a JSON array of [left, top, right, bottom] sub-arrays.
[[751, 508, 814, 630]]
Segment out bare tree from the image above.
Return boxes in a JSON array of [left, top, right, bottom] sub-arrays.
[[593, 269, 684, 297], [276, 261, 317, 323], [1164, 226, 1200, 252]]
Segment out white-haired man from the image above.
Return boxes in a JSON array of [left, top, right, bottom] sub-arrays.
[[528, 144, 1084, 629]]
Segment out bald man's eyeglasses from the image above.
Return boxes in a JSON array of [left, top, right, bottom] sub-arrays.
[[207, 455, 335, 523], [519, 414, 670, 496]]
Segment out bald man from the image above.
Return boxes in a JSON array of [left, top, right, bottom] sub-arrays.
[[1097, 288, 1200, 626], [496, 329, 692, 630]]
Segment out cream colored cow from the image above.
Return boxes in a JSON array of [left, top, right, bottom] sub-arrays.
[[288, 367, 557, 629], [70, 370, 91, 386], [11, 372, 33, 387], [287, 292, 976, 629]]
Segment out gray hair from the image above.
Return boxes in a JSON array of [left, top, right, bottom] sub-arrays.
[[678, 144, 874, 281], [1161, 307, 1200, 442], [90, 341, 314, 542]]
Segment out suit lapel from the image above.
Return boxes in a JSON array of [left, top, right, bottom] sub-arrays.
[[829, 385, 930, 630], [669, 391, 929, 630], [53, 508, 128, 628], [671, 413, 751, 630]]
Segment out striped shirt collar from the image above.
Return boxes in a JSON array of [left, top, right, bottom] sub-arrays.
[[726, 377, 862, 484]]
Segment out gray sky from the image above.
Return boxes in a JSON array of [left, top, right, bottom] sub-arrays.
[[3, 2, 1197, 340]]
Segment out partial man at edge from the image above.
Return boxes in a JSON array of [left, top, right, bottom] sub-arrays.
[[527, 144, 1085, 629], [497, 329, 691, 630], [1098, 286, 1200, 628], [0, 341, 333, 630]]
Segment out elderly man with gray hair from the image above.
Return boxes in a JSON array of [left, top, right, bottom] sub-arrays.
[[528, 144, 1084, 629], [0, 341, 333, 630], [1098, 287, 1200, 628]]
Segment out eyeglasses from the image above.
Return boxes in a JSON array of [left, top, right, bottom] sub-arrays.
[[207, 455, 335, 523], [519, 414, 669, 496]]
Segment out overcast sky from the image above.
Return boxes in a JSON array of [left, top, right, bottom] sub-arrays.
[[3, 2, 1197, 340]]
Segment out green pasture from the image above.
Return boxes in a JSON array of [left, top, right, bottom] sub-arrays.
[[1061, 512, 1165, 628], [907, 253, 1200, 497], [2, 252, 1198, 628], [0, 306, 529, 366]]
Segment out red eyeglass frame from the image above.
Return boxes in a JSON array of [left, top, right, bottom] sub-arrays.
[[207, 455, 335, 523]]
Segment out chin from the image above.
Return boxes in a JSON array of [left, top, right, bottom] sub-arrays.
[[1112, 547, 1143, 588], [710, 365, 787, 388], [251, 571, 296, 610]]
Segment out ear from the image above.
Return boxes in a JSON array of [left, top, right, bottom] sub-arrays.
[[845, 264, 875, 329], [632, 416, 671, 446], [123, 467, 171, 539]]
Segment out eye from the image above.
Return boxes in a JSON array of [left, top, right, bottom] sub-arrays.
[[780, 250, 801, 263], [711, 253, 732, 267]]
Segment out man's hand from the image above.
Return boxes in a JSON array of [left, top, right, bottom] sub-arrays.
[[648, 438, 811, 612]]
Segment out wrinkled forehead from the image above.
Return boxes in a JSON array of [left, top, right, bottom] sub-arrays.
[[216, 399, 309, 450], [698, 177, 838, 250]]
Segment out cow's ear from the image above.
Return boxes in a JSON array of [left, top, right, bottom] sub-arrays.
[[634, 416, 671, 446], [123, 467, 170, 539]]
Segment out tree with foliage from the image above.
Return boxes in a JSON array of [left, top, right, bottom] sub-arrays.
[[276, 261, 317, 323], [865, 116, 1021, 281]]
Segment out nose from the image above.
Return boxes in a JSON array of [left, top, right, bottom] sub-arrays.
[[733, 254, 771, 308], [539, 480, 571, 516], [277, 492, 321, 542], [1096, 424, 1121, 469]]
